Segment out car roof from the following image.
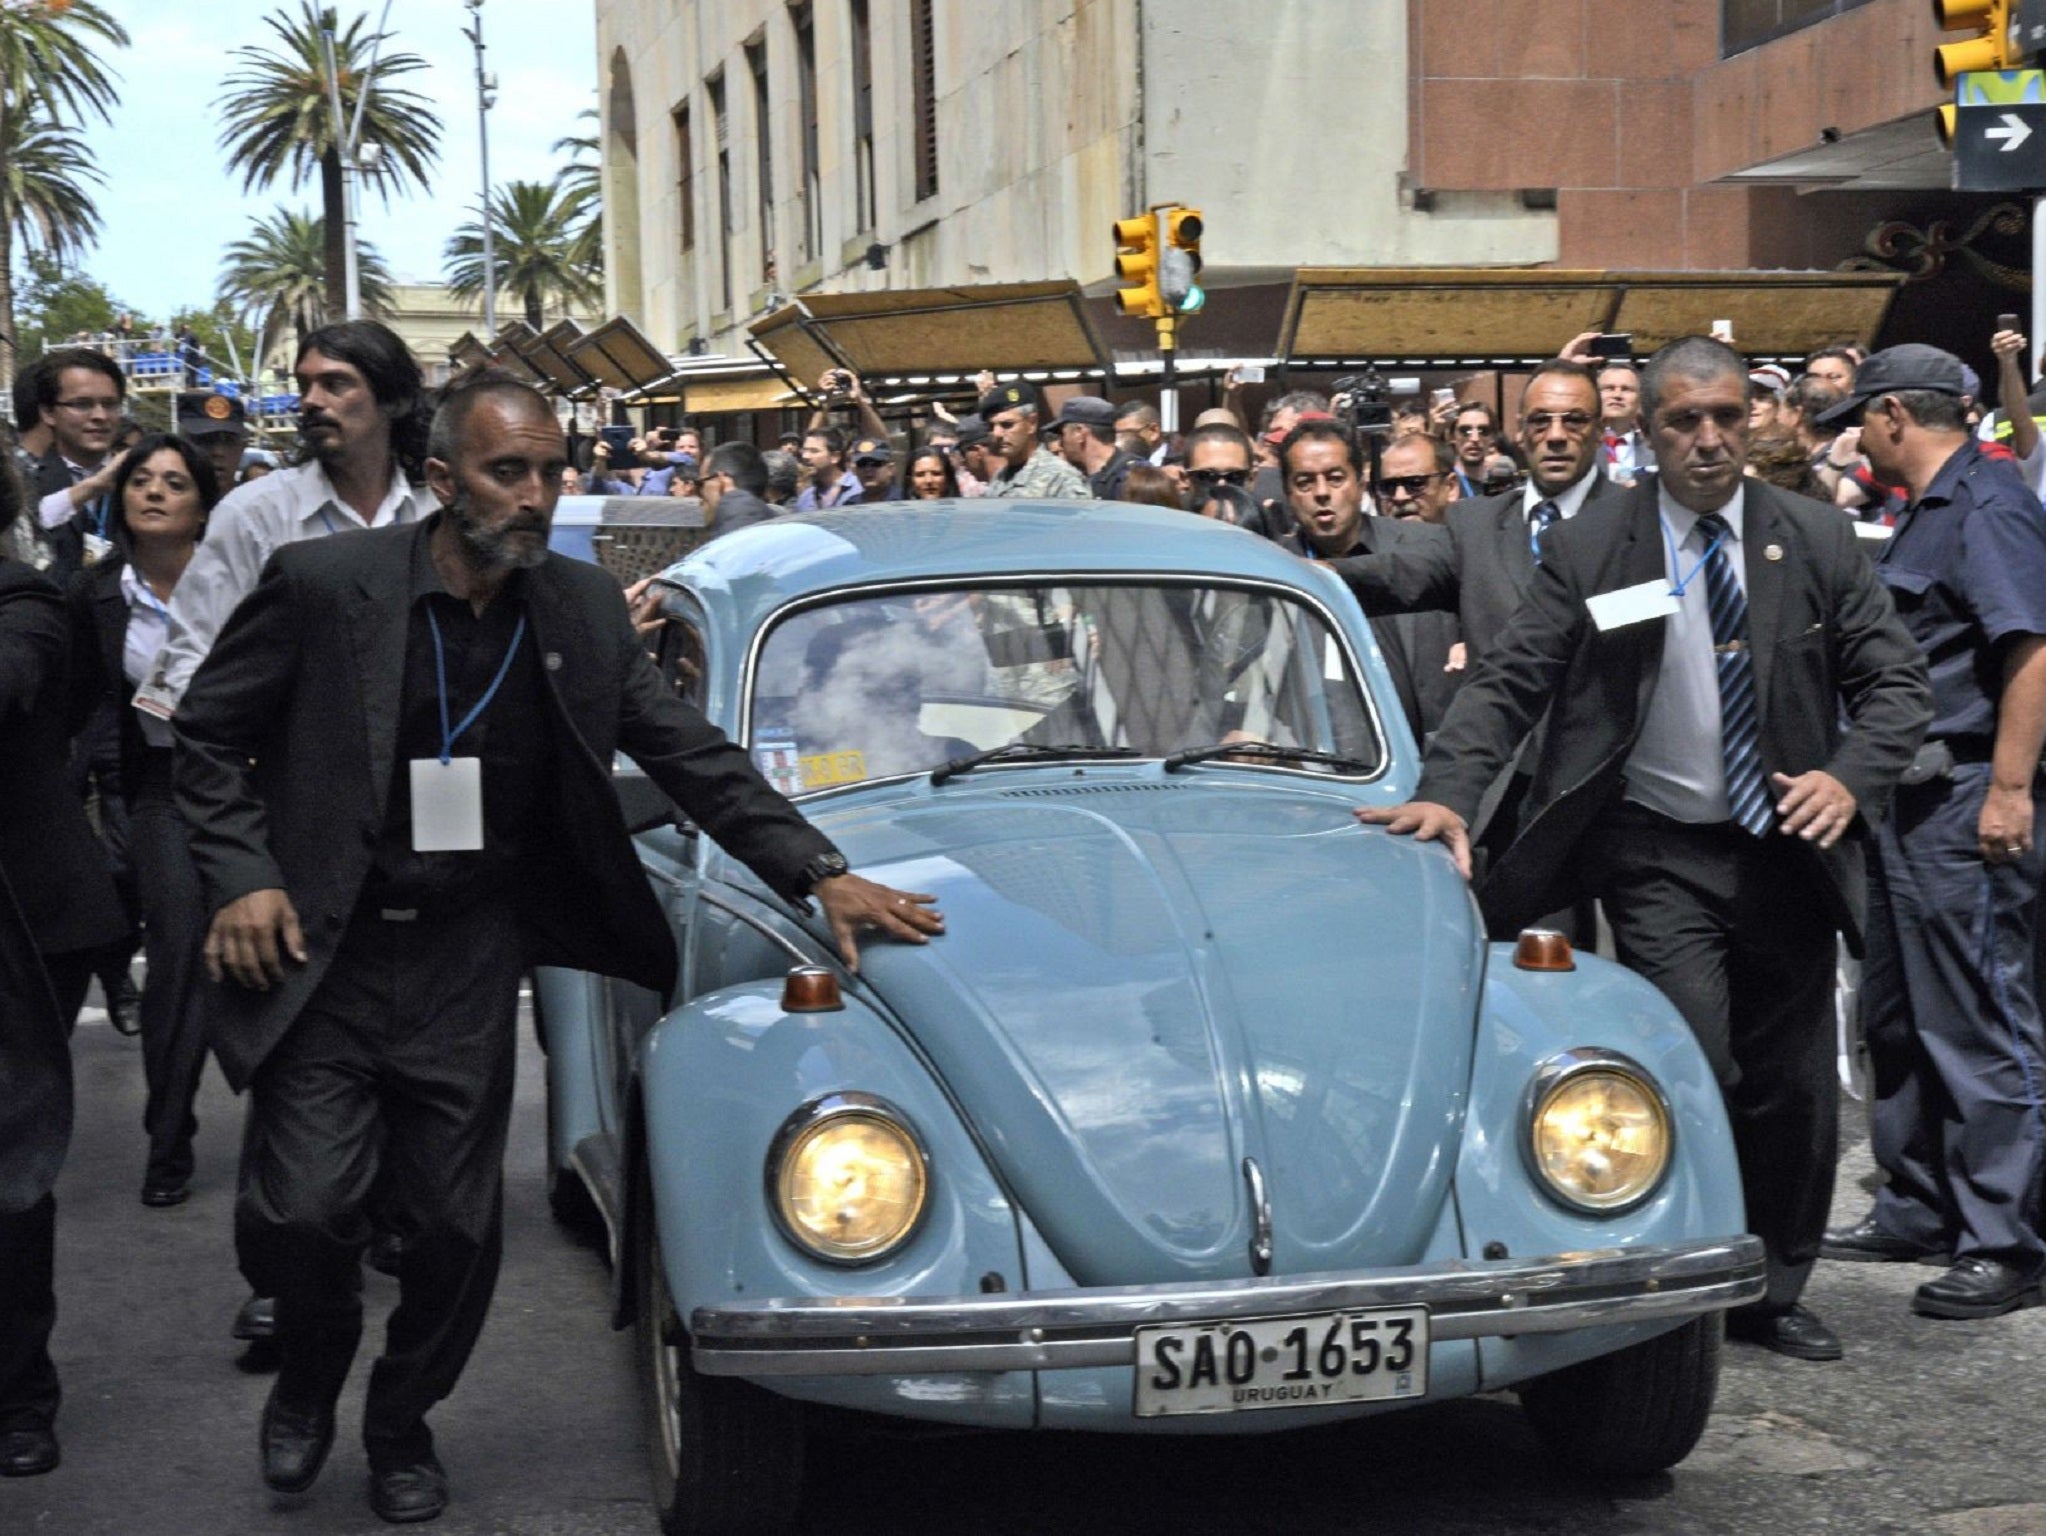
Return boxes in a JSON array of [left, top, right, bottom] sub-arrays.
[[663, 498, 1323, 627]]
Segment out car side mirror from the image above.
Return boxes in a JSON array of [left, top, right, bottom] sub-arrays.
[[615, 772, 692, 836]]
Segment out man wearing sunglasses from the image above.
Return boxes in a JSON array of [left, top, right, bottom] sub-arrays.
[[1448, 402, 1498, 498], [1374, 434, 1460, 524], [1183, 423, 1266, 530]]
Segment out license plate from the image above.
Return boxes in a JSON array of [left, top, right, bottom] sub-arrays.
[[1132, 1308, 1428, 1418]]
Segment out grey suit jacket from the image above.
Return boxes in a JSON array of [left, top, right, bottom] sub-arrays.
[[1411, 477, 1933, 950]]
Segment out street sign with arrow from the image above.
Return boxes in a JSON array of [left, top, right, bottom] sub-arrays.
[[1951, 69, 2046, 189]]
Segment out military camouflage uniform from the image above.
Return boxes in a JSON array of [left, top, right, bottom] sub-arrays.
[[987, 448, 1093, 500]]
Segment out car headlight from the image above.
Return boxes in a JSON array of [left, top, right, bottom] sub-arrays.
[[768, 1094, 929, 1265], [1524, 1051, 1673, 1214]]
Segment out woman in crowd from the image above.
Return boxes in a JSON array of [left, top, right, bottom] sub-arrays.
[[1119, 463, 1186, 510], [894, 444, 959, 501], [67, 435, 220, 1208]]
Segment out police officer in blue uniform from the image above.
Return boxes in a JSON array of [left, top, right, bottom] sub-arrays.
[[1820, 344, 2046, 1320]]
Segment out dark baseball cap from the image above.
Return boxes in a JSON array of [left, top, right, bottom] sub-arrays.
[[953, 415, 991, 448], [1815, 343, 1966, 425], [1054, 395, 1116, 429], [976, 381, 1040, 418], [176, 388, 249, 439], [850, 435, 892, 465]]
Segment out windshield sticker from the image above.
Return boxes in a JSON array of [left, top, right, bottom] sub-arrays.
[[801, 750, 869, 789], [754, 736, 805, 797]]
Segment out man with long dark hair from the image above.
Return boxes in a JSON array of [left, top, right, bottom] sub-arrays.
[[136, 320, 435, 724]]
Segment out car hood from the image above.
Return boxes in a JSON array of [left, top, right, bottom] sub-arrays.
[[814, 777, 1484, 1287]]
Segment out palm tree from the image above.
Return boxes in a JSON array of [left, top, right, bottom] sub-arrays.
[[0, 0, 128, 390], [551, 109, 602, 277], [443, 181, 603, 332], [220, 207, 393, 362], [214, 2, 440, 324]]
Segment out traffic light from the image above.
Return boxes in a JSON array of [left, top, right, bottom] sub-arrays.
[[1113, 214, 1163, 319], [1934, 0, 2017, 88], [1161, 207, 1205, 315]]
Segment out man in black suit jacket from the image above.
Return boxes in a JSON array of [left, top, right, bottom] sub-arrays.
[[1362, 337, 1933, 1362], [26, 347, 127, 582], [1328, 361, 1626, 849], [173, 372, 942, 1522], [1274, 420, 1460, 744], [0, 488, 129, 1478]]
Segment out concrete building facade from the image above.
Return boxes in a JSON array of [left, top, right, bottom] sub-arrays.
[[593, 0, 2018, 368]]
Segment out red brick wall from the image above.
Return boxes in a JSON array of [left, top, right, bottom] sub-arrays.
[[1408, 0, 1943, 270]]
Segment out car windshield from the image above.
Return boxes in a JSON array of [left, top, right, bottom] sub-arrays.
[[746, 582, 1383, 794]]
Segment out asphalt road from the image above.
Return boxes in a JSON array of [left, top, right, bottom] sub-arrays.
[[5, 996, 2046, 1536]]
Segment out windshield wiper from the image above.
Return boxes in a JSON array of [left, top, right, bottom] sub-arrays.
[[1162, 741, 1376, 775], [930, 743, 1142, 785]]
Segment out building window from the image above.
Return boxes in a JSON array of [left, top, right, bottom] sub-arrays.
[[1721, 0, 1875, 56], [708, 72, 733, 314], [792, 4, 821, 264], [673, 104, 695, 256], [849, 0, 876, 232], [909, 0, 937, 203], [747, 39, 774, 285]]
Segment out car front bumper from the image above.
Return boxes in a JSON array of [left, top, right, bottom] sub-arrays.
[[690, 1235, 1765, 1377]]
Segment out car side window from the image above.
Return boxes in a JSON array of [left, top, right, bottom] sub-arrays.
[[653, 589, 711, 710]]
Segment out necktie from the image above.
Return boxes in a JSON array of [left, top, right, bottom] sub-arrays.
[[1528, 500, 1559, 563], [1693, 512, 1772, 837]]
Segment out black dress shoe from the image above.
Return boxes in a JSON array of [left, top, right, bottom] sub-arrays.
[[1913, 1257, 2045, 1320], [0, 1426, 59, 1477], [1821, 1214, 1946, 1264], [233, 1294, 277, 1341], [141, 1178, 190, 1208], [260, 1385, 335, 1493], [105, 973, 140, 1036], [369, 1456, 448, 1524], [1725, 1303, 1843, 1361]]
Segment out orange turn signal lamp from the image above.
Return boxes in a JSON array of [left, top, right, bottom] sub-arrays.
[[1513, 929, 1576, 972], [782, 965, 844, 1012]]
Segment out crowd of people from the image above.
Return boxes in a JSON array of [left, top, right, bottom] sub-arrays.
[[2, 312, 2044, 1523]]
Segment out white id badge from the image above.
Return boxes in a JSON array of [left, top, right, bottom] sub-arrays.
[[409, 757, 484, 851], [1586, 580, 1680, 633]]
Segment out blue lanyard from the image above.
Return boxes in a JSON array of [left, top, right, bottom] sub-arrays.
[[426, 605, 527, 764], [1660, 516, 1729, 600], [317, 506, 340, 535]]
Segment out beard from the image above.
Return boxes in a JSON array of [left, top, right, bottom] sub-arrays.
[[445, 489, 550, 574]]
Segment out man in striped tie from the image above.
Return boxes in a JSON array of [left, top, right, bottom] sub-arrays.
[[1360, 335, 1933, 1362]]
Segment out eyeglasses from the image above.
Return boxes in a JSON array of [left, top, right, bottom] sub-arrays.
[[1452, 423, 1494, 437], [1372, 472, 1446, 497], [54, 396, 122, 415], [1480, 474, 1524, 494], [1522, 412, 1597, 435], [1187, 468, 1250, 487]]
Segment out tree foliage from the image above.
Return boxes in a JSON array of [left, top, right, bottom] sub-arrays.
[[0, 0, 128, 387], [443, 180, 602, 331], [220, 206, 393, 358], [214, 2, 439, 321]]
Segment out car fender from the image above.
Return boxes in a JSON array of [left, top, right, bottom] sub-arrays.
[[636, 979, 1028, 1326], [1459, 946, 1747, 1391], [533, 966, 605, 1184]]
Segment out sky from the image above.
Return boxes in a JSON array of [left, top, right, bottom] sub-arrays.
[[77, 0, 599, 320]]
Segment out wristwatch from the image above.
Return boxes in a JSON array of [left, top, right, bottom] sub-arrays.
[[799, 851, 850, 892]]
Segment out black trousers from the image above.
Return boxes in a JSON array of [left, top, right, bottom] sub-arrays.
[[0, 952, 95, 1430], [1584, 803, 1839, 1313], [0, 1195, 59, 1431], [129, 771, 215, 1186], [236, 898, 521, 1466], [1867, 766, 2046, 1270]]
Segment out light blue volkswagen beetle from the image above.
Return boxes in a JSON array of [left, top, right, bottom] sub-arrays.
[[538, 499, 1764, 1536]]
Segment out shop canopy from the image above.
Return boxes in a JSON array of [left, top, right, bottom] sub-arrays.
[[1276, 268, 1904, 364]]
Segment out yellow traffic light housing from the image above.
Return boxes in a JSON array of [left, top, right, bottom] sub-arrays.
[[1113, 214, 1163, 319], [1938, 101, 1960, 146], [1934, 0, 2018, 87]]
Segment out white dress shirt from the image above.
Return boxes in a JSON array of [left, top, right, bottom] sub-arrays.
[[1623, 482, 1749, 824], [37, 457, 104, 529], [135, 459, 430, 716], [119, 562, 177, 747]]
